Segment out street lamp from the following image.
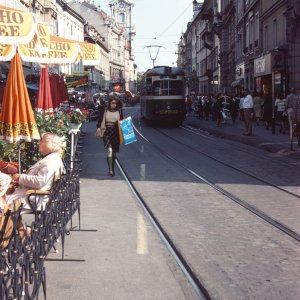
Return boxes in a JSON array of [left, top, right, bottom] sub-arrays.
[[144, 45, 164, 67]]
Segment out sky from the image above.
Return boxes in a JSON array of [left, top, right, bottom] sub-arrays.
[[96, 0, 194, 72]]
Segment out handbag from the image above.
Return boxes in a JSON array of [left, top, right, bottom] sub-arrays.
[[95, 127, 105, 139], [95, 110, 106, 139]]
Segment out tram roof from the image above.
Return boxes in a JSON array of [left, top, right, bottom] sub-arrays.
[[144, 66, 185, 77]]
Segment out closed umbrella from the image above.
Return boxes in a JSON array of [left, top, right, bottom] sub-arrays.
[[36, 66, 54, 114], [50, 73, 59, 110], [54, 74, 63, 108], [0, 53, 40, 171], [59, 75, 69, 103]]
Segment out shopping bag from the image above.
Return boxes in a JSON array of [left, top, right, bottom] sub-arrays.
[[119, 116, 137, 145]]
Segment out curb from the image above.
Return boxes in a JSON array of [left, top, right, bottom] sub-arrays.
[[184, 120, 300, 161]]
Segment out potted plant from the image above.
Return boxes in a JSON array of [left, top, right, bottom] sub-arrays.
[[66, 108, 88, 130]]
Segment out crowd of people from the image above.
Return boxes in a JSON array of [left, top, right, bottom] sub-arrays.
[[186, 87, 300, 143]]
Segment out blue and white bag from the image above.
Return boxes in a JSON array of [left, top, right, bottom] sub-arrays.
[[119, 116, 137, 145]]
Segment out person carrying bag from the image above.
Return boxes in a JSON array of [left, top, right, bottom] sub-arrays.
[[96, 94, 123, 176]]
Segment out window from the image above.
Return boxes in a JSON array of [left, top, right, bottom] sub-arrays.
[[152, 80, 183, 96], [246, 22, 250, 48], [119, 13, 125, 23], [282, 13, 287, 44], [263, 24, 268, 52], [272, 19, 277, 48], [255, 12, 259, 42], [249, 18, 254, 49], [146, 78, 152, 95]]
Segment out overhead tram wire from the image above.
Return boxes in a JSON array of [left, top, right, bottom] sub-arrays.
[[154, 2, 193, 40]]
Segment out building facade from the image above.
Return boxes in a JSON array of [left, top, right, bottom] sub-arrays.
[[178, 0, 300, 99]]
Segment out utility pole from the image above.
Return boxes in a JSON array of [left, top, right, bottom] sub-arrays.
[[144, 45, 163, 67]]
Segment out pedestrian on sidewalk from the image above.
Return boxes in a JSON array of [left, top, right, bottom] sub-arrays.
[[263, 90, 272, 130], [253, 91, 264, 125], [97, 94, 123, 176], [238, 93, 244, 121], [203, 96, 211, 120], [241, 89, 254, 136], [185, 95, 193, 116], [229, 95, 239, 124], [213, 94, 223, 127], [292, 88, 300, 145], [286, 88, 297, 130], [274, 92, 286, 133]]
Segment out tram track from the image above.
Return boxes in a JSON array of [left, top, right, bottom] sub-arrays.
[[130, 121, 300, 244], [116, 158, 211, 300], [158, 127, 300, 200], [181, 124, 299, 168]]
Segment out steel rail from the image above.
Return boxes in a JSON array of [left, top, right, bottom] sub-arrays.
[[132, 123, 300, 243], [159, 127, 300, 200], [116, 158, 211, 300]]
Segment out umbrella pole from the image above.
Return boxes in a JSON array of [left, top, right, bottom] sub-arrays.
[[17, 141, 23, 173], [70, 132, 74, 170]]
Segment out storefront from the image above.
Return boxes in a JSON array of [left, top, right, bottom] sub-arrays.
[[254, 52, 286, 97], [254, 51, 286, 132]]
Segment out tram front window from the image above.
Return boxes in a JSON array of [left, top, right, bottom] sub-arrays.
[[152, 80, 183, 96], [169, 80, 183, 95]]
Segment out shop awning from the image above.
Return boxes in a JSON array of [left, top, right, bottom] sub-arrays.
[[231, 78, 244, 87]]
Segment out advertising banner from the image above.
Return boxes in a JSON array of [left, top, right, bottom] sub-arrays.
[[0, 5, 34, 45], [78, 42, 101, 65], [19, 35, 80, 64], [0, 44, 16, 61]]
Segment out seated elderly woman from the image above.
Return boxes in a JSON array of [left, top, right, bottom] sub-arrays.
[[0, 172, 12, 211], [6, 132, 65, 211]]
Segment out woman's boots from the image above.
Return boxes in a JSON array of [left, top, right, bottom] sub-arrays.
[[107, 147, 115, 176], [107, 157, 115, 176]]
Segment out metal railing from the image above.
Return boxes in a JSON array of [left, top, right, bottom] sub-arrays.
[[0, 153, 81, 299]]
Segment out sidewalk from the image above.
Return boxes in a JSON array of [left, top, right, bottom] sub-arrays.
[[44, 122, 198, 300], [184, 115, 300, 161]]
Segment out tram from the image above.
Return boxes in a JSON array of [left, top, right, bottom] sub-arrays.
[[140, 66, 186, 125]]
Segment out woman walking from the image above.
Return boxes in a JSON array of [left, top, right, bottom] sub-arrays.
[[97, 94, 123, 176], [274, 92, 286, 133], [253, 91, 264, 125]]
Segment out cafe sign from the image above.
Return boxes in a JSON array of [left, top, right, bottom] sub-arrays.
[[78, 42, 101, 66], [19, 35, 80, 64], [0, 5, 34, 45], [0, 43, 15, 61]]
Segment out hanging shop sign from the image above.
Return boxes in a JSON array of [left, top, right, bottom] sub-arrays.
[[35, 23, 50, 54], [0, 44, 15, 61], [254, 53, 271, 76], [0, 5, 35, 45], [18, 35, 80, 64], [65, 73, 89, 88], [78, 42, 101, 65]]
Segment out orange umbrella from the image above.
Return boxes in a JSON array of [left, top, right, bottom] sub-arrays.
[[36, 66, 54, 114], [0, 52, 40, 142]]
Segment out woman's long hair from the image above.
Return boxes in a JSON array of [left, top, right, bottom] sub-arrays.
[[108, 96, 123, 111]]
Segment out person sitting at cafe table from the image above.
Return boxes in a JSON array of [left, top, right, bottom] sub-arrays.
[[6, 132, 65, 212]]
